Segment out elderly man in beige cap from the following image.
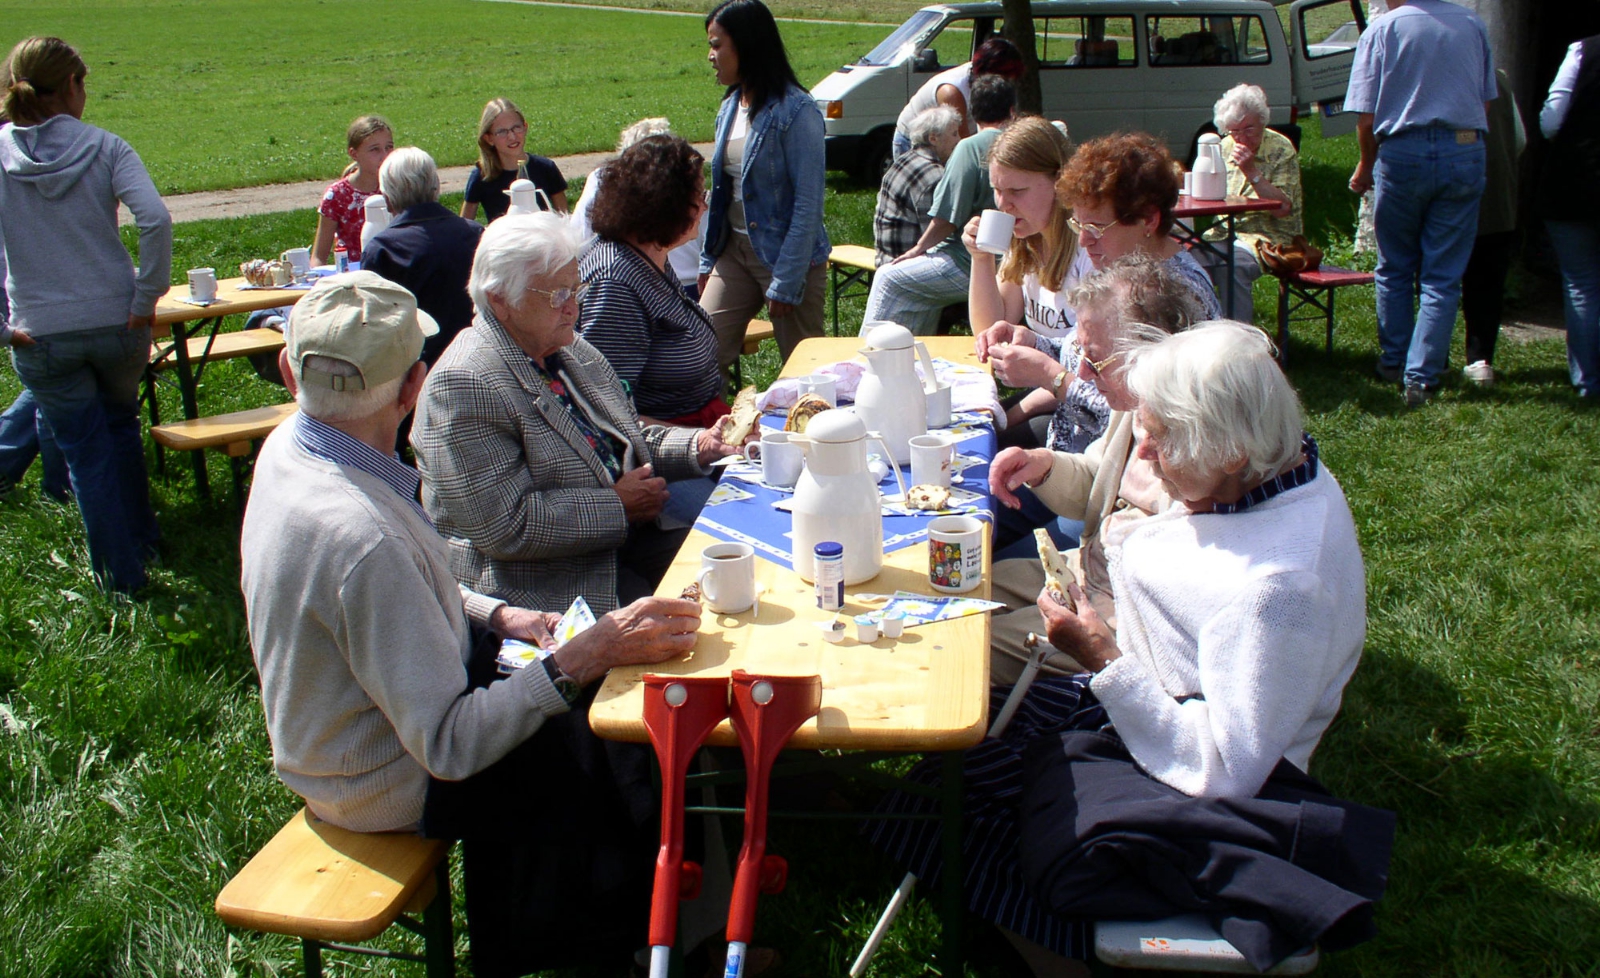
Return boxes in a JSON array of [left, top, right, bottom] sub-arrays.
[[240, 271, 703, 971]]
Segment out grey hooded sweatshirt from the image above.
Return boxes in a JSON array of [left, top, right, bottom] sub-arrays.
[[0, 114, 171, 337]]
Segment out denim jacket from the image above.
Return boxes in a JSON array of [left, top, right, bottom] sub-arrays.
[[700, 84, 831, 306]]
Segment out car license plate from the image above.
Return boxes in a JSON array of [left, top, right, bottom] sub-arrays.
[[1321, 100, 1345, 117]]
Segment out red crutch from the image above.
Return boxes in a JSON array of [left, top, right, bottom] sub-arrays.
[[642, 675, 732, 978], [723, 670, 823, 978]]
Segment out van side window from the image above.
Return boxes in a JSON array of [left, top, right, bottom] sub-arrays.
[[1147, 15, 1272, 67], [1039, 16, 1136, 68]]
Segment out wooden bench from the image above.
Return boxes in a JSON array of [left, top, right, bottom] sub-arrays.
[[143, 328, 287, 482], [734, 319, 776, 387], [1096, 915, 1318, 974], [1274, 265, 1375, 366], [828, 244, 878, 336], [150, 401, 297, 500], [216, 808, 455, 978]]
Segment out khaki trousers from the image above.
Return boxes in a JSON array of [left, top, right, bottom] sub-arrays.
[[703, 231, 827, 372]]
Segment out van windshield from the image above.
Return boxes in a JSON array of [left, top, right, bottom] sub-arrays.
[[858, 11, 943, 65]]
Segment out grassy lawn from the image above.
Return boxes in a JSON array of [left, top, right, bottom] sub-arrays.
[[0, 0, 889, 195], [4, 3, 1600, 976]]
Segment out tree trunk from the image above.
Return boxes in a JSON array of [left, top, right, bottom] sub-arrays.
[[1000, 0, 1043, 114]]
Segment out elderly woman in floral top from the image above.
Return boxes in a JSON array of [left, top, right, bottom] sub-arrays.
[[1198, 83, 1304, 317]]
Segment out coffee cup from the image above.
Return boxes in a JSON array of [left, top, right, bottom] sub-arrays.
[[697, 542, 757, 614], [909, 433, 954, 489], [282, 247, 312, 281], [187, 267, 217, 302], [928, 515, 984, 594], [1181, 171, 1194, 196], [795, 373, 837, 407], [925, 383, 952, 428], [748, 430, 804, 488], [974, 209, 1016, 256]]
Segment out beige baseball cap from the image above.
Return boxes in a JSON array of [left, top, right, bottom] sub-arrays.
[[286, 271, 439, 391]]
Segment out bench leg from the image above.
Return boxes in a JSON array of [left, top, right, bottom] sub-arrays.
[[424, 857, 456, 978], [1326, 287, 1337, 358], [301, 938, 325, 978], [1277, 279, 1291, 368]]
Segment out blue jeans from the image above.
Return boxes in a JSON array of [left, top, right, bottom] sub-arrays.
[[993, 484, 1083, 562], [12, 324, 159, 593], [862, 249, 970, 335], [1371, 129, 1486, 387], [0, 387, 70, 498], [1545, 220, 1600, 397]]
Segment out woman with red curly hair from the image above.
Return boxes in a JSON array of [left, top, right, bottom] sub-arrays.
[[1056, 133, 1220, 319]]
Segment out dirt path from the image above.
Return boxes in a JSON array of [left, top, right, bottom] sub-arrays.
[[124, 143, 715, 225]]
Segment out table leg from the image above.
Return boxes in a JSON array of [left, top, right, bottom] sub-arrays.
[[938, 750, 964, 970], [169, 319, 212, 498], [1220, 214, 1239, 319]]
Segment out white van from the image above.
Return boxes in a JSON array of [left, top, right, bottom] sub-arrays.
[[812, 0, 1366, 180]]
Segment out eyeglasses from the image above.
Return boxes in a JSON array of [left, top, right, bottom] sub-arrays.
[[1067, 216, 1124, 241], [491, 123, 528, 140], [1225, 123, 1264, 138], [528, 282, 591, 308], [1069, 341, 1121, 377]]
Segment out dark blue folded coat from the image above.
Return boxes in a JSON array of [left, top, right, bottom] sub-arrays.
[[1020, 730, 1395, 972]]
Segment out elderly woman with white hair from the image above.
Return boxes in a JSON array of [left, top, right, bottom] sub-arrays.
[[363, 146, 485, 366], [411, 212, 738, 615], [869, 321, 1374, 974], [1197, 83, 1303, 317], [873, 104, 962, 265]]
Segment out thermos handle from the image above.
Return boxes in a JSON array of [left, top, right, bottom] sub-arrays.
[[866, 432, 908, 500], [913, 341, 938, 394]]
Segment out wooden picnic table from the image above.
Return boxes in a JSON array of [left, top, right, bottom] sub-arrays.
[[590, 335, 991, 966], [149, 276, 303, 495], [1171, 194, 1282, 319]]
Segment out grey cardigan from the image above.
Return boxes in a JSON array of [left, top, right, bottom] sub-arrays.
[[241, 421, 569, 832], [412, 316, 705, 614]]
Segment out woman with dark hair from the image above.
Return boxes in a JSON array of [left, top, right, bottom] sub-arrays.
[[1, 36, 169, 593], [892, 37, 1026, 159], [580, 135, 721, 429], [1056, 132, 1220, 319], [699, 0, 830, 371]]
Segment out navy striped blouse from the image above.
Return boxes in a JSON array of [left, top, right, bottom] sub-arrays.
[[578, 239, 723, 421]]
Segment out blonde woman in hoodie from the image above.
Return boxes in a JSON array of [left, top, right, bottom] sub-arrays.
[[0, 37, 171, 594]]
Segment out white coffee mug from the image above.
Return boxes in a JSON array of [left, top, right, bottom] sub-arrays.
[[975, 209, 1016, 256], [698, 542, 757, 614], [925, 383, 953, 428], [795, 373, 837, 407], [1181, 171, 1194, 196], [909, 433, 954, 489], [187, 267, 217, 302], [282, 247, 312, 279], [928, 515, 984, 594], [749, 430, 804, 488]]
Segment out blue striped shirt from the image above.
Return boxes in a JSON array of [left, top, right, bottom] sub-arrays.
[[293, 413, 432, 525]]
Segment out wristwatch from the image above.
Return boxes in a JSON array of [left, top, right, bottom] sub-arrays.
[[540, 655, 583, 707], [1050, 369, 1069, 398]]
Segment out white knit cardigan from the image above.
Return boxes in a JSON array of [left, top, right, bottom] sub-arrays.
[[1090, 470, 1366, 798]]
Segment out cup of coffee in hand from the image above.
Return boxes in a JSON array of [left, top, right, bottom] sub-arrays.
[[974, 209, 1016, 256]]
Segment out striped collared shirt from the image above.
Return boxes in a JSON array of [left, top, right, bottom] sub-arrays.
[[293, 413, 431, 525], [1207, 435, 1320, 515]]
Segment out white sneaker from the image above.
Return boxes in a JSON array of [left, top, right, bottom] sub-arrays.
[[1463, 361, 1496, 386]]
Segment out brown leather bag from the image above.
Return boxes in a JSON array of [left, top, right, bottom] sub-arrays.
[[1255, 235, 1324, 277]]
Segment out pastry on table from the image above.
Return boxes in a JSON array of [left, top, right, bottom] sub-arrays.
[[784, 393, 830, 433], [905, 484, 951, 511]]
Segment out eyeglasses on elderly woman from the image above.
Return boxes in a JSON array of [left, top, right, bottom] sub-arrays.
[[527, 282, 591, 308], [1068, 340, 1121, 377], [1067, 215, 1127, 241]]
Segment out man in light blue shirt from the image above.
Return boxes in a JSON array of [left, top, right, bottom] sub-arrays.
[[1345, 0, 1498, 404]]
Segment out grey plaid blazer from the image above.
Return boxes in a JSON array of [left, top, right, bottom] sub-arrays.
[[412, 313, 704, 614]]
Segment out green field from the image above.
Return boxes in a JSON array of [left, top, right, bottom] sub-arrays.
[[5, 2, 1600, 977], [0, 0, 887, 194]]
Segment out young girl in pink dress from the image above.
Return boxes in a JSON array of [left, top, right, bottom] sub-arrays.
[[310, 115, 393, 265]]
